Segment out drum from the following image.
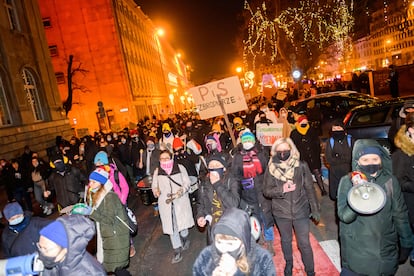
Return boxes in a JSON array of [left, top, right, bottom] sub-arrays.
[[137, 176, 156, 206]]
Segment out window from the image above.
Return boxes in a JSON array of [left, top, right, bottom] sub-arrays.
[[49, 45, 58, 57], [22, 68, 44, 121], [4, 0, 20, 31], [42, 17, 51, 28], [55, 72, 65, 84], [0, 75, 12, 126]]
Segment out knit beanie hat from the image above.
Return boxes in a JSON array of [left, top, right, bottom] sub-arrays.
[[172, 137, 184, 150], [297, 115, 308, 124], [162, 123, 171, 132], [39, 221, 68, 248], [3, 202, 23, 220], [241, 131, 255, 144], [207, 154, 227, 168], [356, 146, 382, 159], [94, 151, 109, 165], [89, 168, 109, 184]]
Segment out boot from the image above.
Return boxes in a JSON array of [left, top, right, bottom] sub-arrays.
[[284, 261, 293, 276], [266, 240, 275, 256], [313, 169, 327, 196], [181, 236, 190, 251], [171, 248, 182, 264], [306, 271, 315, 276]]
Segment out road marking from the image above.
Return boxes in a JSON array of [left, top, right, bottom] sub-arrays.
[[319, 240, 341, 272]]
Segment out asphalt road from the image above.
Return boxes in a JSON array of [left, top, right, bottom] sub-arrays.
[[0, 180, 413, 275]]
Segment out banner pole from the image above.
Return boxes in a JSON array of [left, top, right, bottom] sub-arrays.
[[217, 95, 237, 147]]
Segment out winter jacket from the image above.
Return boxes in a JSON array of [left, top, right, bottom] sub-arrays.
[[393, 125, 414, 225], [196, 173, 240, 224], [47, 165, 87, 208], [290, 127, 321, 170], [42, 215, 106, 276], [152, 162, 195, 235], [108, 163, 129, 205], [2, 213, 51, 257], [231, 144, 273, 228], [263, 161, 319, 220], [337, 139, 413, 275], [192, 208, 276, 276], [89, 181, 130, 273]]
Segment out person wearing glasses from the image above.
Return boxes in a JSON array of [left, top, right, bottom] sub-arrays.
[[37, 215, 106, 275], [152, 150, 194, 264]]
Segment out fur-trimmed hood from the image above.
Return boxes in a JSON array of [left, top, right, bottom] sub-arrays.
[[394, 125, 414, 157]]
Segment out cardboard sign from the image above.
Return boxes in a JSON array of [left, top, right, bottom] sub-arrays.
[[256, 123, 283, 146], [189, 76, 248, 119]]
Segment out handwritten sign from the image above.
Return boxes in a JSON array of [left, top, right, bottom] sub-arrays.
[[189, 76, 248, 119], [256, 123, 283, 146]]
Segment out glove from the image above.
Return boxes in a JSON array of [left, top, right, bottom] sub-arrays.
[[71, 203, 92, 215], [399, 247, 412, 264], [176, 188, 184, 198], [310, 213, 320, 223]]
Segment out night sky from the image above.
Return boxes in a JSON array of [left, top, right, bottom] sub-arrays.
[[136, 0, 244, 85]]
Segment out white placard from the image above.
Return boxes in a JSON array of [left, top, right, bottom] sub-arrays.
[[189, 76, 248, 119], [256, 123, 283, 146]]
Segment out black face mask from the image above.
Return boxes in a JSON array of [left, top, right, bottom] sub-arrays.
[[209, 168, 225, 179], [300, 123, 308, 128], [276, 150, 291, 161], [38, 251, 60, 269], [359, 164, 381, 175], [332, 130, 346, 140]]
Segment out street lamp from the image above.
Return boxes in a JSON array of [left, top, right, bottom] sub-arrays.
[[155, 28, 169, 112]]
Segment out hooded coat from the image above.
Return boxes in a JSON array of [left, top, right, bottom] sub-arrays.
[[392, 125, 414, 225], [192, 208, 276, 275], [42, 215, 106, 276], [337, 139, 413, 275], [152, 162, 194, 235], [89, 181, 130, 273]]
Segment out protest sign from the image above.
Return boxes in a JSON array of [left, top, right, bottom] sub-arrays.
[[256, 123, 283, 146]]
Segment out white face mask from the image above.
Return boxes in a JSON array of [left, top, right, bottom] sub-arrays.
[[243, 142, 254, 150], [215, 238, 242, 254], [9, 215, 24, 225]]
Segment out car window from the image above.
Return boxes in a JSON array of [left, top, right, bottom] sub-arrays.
[[351, 107, 391, 126]]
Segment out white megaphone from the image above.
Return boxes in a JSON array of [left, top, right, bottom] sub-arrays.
[[347, 181, 386, 214]]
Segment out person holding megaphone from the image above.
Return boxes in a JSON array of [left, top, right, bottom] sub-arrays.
[[337, 139, 413, 276]]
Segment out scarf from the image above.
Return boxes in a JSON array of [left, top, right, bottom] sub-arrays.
[[160, 159, 174, 175], [211, 190, 223, 224], [242, 149, 263, 179], [268, 155, 300, 182], [295, 123, 310, 135]]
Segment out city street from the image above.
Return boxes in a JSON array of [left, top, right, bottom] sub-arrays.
[[0, 180, 414, 275]]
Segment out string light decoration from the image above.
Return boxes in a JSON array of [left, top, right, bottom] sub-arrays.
[[243, 1, 278, 70], [242, 0, 354, 73]]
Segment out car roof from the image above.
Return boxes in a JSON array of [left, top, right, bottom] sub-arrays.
[[290, 90, 376, 105], [348, 96, 414, 111]]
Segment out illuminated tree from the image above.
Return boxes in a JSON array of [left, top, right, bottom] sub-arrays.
[[242, 0, 355, 75]]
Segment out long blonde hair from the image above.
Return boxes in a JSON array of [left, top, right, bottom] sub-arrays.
[[86, 185, 106, 207]]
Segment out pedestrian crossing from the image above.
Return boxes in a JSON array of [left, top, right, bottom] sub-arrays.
[[271, 227, 340, 275]]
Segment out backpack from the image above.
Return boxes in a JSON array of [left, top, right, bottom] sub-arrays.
[[329, 135, 352, 149], [113, 162, 138, 235]]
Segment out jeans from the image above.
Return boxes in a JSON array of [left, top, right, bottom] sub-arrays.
[[275, 217, 314, 273], [33, 184, 47, 206], [170, 204, 189, 249]]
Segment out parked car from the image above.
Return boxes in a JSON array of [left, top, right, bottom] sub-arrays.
[[288, 91, 377, 137], [343, 96, 414, 152]]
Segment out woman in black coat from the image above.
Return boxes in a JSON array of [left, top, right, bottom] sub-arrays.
[[263, 137, 320, 276]]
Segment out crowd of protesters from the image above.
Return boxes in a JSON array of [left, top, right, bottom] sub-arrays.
[[0, 93, 414, 275]]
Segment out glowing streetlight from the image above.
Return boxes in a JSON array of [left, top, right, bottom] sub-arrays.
[[156, 28, 165, 37], [236, 66, 243, 73]]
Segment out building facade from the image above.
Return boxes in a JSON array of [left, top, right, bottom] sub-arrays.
[[38, 0, 191, 134], [0, 0, 72, 160]]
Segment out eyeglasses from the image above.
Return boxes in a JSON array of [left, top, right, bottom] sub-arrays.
[[160, 157, 170, 161]]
